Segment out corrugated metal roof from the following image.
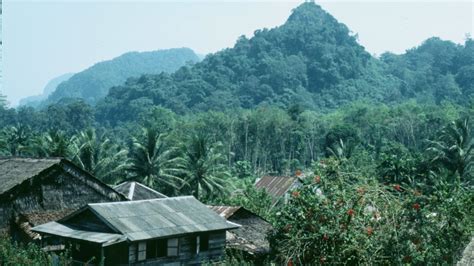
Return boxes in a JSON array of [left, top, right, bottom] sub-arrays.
[[0, 158, 61, 195], [88, 196, 239, 241], [32, 221, 125, 244], [255, 176, 298, 199], [114, 181, 167, 200], [208, 206, 241, 219]]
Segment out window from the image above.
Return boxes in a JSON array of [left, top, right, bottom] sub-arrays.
[[157, 239, 167, 257], [167, 238, 179, 256], [146, 240, 157, 259], [138, 242, 146, 261], [200, 235, 209, 252], [129, 243, 137, 263]]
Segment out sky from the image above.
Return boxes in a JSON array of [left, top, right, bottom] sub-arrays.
[[2, 0, 473, 107]]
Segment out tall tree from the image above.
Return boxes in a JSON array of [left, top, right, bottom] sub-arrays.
[[182, 135, 231, 200], [128, 127, 185, 192], [427, 117, 473, 182], [71, 129, 129, 184]]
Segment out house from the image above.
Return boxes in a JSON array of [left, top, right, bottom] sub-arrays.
[[209, 206, 272, 261], [32, 196, 239, 265], [114, 181, 167, 200], [0, 157, 126, 241], [254, 175, 301, 205]]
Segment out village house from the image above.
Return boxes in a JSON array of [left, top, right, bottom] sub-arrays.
[[0, 157, 126, 241], [255, 175, 302, 205], [114, 181, 168, 200], [32, 196, 239, 265], [209, 206, 272, 262]]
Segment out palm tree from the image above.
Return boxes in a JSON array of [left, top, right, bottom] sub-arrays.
[[182, 135, 231, 200], [426, 117, 473, 182], [71, 129, 129, 184], [29, 130, 72, 158], [128, 127, 185, 191], [2, 124, 31, 156]]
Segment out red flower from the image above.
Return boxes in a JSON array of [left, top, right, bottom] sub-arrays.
[[323, 234, 329, 241], [347, 209, 355, 216], [357, 187, 365, 195], [292, 191, 300, 198], [287, 258, 294, 266], [393, 184, 402, 192], [295, 170, 302, 176], [413, 203, 421, 210], [314, 175, 321, 183], [366, 226, 373, 236]]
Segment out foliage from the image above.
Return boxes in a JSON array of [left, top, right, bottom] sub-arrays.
[[268, 157, 473, 264], [0, 237, 71, 266]]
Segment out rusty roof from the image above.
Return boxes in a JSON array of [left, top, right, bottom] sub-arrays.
[[255, 176, 299, 199], [208, 206, 242, 219], [114, 181, 167, 200]]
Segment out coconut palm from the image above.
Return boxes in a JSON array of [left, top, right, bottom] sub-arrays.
[[2, 125, 31, 156], [128, 127, 185, 191], [181, 135, 231, 200], [426, 117, 473, 182], [71, 128, 129, 184], [28, 130, 72, 157]]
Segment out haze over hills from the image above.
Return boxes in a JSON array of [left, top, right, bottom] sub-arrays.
[[43, 48, 200, 106], [19, 73, 74, 107], [95, 2, 473, 124]]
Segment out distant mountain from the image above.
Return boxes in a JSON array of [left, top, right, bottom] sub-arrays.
[[44, 48, 200, 105], [96, 2, 473, 125], [96, 2, 395, 122], [19, 73, 74, 107]]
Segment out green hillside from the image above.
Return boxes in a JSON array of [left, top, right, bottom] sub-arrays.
[[45, 48, 200, 105]]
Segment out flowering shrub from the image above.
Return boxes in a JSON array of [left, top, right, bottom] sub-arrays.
[[269, 158, 473, 264]]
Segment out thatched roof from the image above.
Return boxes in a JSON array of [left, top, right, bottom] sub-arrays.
[[209, 205, 272, 256], [255, 175, 299, 200], [34, 196, 239, 243], [114, 181, 167, 200], [0, 158, 61, 195]]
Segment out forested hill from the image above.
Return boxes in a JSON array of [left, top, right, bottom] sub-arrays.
[[44, 48, 200, 105], [19, 73, 74, 107], [96, 2, 473, 124]]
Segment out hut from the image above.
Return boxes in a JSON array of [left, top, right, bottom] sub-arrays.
[[33, 196, 239, 265], [0, 157, 126, 241], [114, 181, 167, 200], [209, 206, 272, 261], [254, 175, 301, 205]]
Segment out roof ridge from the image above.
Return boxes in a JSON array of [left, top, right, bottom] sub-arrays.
[[88, 195, 194, 206]]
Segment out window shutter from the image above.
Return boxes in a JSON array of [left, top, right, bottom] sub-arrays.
[[138, 242, 147, 261], [129, 243, 137, 263]]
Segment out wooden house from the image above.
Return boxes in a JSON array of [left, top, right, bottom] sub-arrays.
[[114, 181, 167, 200], [209, 206, 272, 261], [32, 196, 239, 265], [0, 158, 126, 241], [254, 175, 301, 205]]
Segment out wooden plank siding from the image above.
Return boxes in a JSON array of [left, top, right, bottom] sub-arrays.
[[111, 231, 227, 266]]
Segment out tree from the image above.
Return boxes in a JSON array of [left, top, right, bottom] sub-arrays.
[[128, 127, 185, 193], [427, 117, 473, 182], [181, 135, 231, 200], [71, 129, 129, 184], [28, 130, 72, 158]]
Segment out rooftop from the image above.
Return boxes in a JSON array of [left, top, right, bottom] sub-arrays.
[[0, 157, 61, 195], [114, 181, 167, 200], [33, 196, 239, 243], [255, 176, 299, 199]]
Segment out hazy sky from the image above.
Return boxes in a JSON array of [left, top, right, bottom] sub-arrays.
[[2, 0, 473, 106]]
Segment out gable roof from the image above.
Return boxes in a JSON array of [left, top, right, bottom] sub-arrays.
[[114, 181, 167, 200], [255, 176, 299, 199], [33, 196, 239, 243], [0, 158, 61, 195], [0, 157, 126, 201]]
